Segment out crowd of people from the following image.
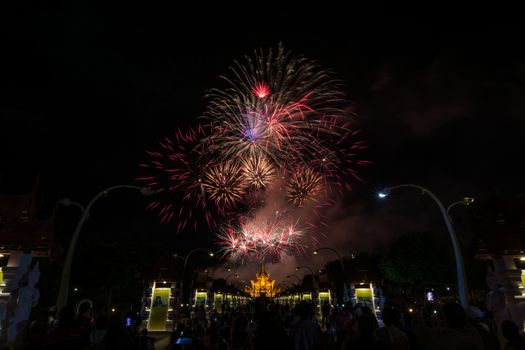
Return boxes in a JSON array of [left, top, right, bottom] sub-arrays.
[[2, 302, 155, 350], [3, 299, 525, 349], [171, 300, 525, 350], [165, 300, 525, 350]]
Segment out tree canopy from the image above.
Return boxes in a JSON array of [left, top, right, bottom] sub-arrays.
[[380, 232, 454, 296]]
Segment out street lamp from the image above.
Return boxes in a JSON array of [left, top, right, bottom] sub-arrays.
[[225, 273, 239, 284], [231, 279, 245, 289], [173, 248, 215, 271], [207, 266, 228, 280], [58, 198, 85, 213], [296, 265, 314, 276], [447, 197, 475, 215], [313, 247, 345, 270], [296, 265, 318, 289], [378, 184, 474, 308], [282, 279, 295, 289], [286, 274, 301, 284], [173, 248, 215, 304], [56, 185, 153, 310]]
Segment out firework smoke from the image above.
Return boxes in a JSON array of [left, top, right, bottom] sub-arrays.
[[138, 44, 368, 261]]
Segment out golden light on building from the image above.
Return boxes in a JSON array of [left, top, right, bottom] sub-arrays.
[[245, 264, 279, 298]]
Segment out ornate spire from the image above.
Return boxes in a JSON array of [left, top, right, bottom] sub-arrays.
[[246, 263, 277, 298]]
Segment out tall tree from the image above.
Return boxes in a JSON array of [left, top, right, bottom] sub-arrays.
[[380, 232, 454, 300]]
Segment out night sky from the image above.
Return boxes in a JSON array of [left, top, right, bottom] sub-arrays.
[[2, 6, 525, 280]]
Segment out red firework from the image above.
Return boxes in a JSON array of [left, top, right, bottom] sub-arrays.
[[136, 126, 216, 232], [252, 82, 271, 99], [217, 213, 307, 262], [137, 44, 370, 255]]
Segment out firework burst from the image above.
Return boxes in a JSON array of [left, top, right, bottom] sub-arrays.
[[309, 120, 371, 192], [136, 126, 215, 231], [203, 43, 347, 169], [252, 82, 270, 99], [286, 168, 324, 207], [201, 161, 247, 212], [240, 154, 276, 189], [217, 214, 307, 263]]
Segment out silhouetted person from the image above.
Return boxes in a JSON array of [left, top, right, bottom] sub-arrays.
[[43, 306, 88, 349], [26, 308, 50, 349], [76, 301, 92, 328], [138, 328, 156, 350], [468, 305, 501, 350], [399, 310, 423, 350], [501, 320, 525, 350], [428, 302, 483, 350], [375, 306, 410, 350], [231, 313, 249, 349], [253, 308, 290, 350], [105, 312, 139, 349], [290, 302, 322, 350], [361, 305, 379, 330], [196, 304, 207, 329], [321, 302, 330, 329], [89, 315, 107, 349], [75, 301, 92, 344], [346, 312, 385, 350], [48, 306, 59, 332]]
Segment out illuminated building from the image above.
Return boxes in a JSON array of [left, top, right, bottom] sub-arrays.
[[143, 280, 175, 332], [245, 264, 278, 298], [471, 195, 525, 337], [0, 176, 55, 339]]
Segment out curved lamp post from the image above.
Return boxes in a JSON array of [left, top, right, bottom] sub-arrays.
[[173, 248, 215, 271], [282, 279, 295, 289], [56, 185, 153, 310], [187, 249, 214, 269], [378, 184, 474, 308], [447, 197, 475, 215], [225, 273, 240, 287], [206, 265, 227, 280], [296, 265, 318, 290], [296, 265, 314, 276], [174, 248, 215, 304], [313, 247, 345, 270], [286, 274, 301, 284], [58, 199, 85, 213]]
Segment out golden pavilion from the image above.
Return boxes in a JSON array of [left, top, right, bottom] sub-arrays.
[[246, 264, 279, 298]]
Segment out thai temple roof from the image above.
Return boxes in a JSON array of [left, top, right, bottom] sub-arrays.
[[245, 264, 279, 298]]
